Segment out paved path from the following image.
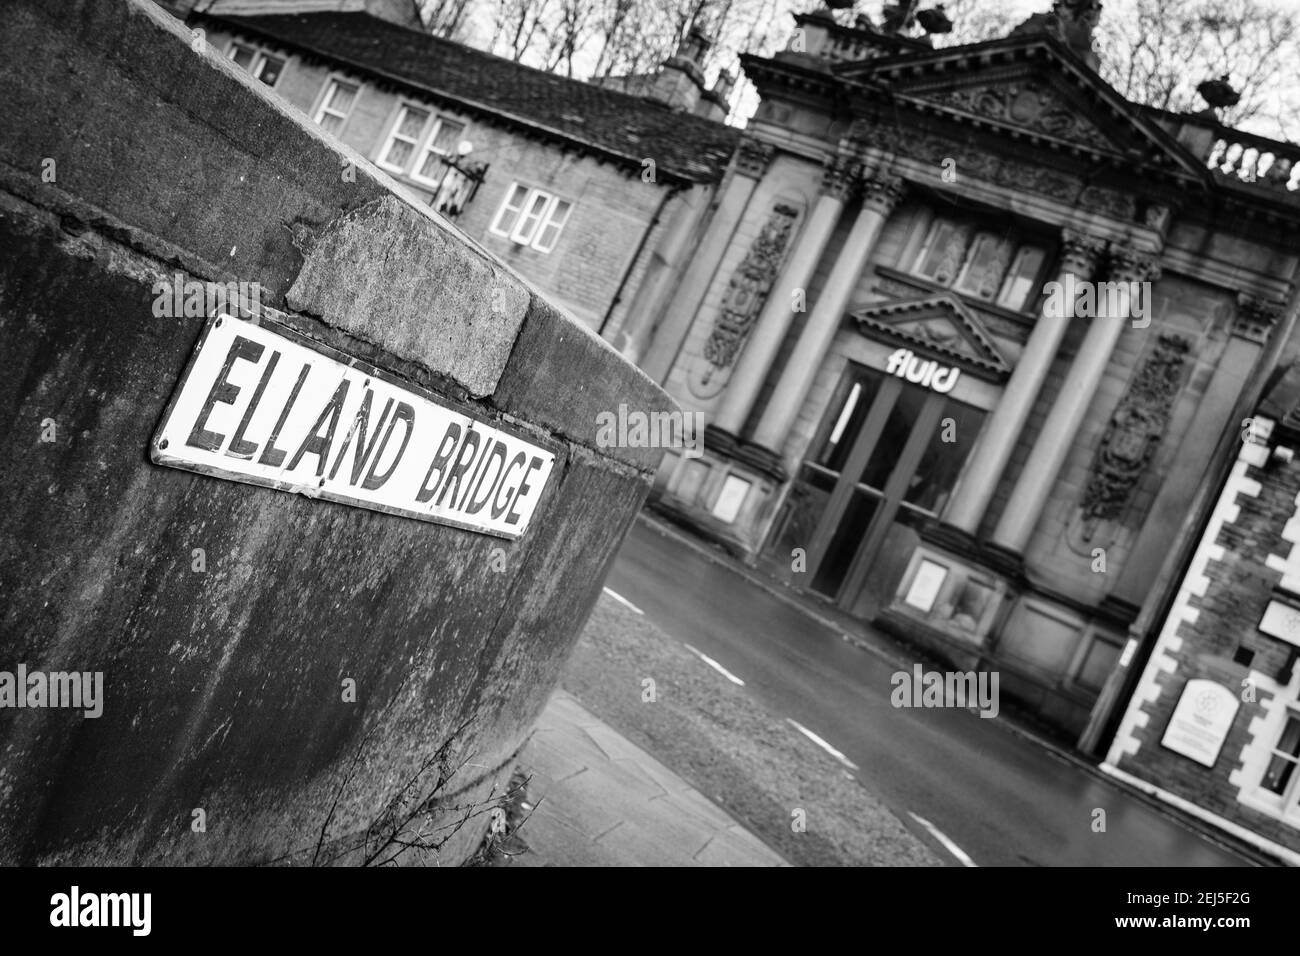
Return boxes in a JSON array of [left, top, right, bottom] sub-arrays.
[[509, 690, 788, 867]]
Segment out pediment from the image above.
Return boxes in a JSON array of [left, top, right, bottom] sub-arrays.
[[850, 294, 1011, 380], [835, 35, 1208, 181]]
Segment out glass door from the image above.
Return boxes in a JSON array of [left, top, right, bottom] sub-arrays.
[[779, 361, 986, 609]]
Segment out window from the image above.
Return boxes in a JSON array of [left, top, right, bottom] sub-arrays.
[[914, 220, 968, 285], [912, 215, 1048, 312], [379, 105, 430, 172], [1261, 710, 1300, 798], [413, 118, 465, 186], [997, 245, 1047, 311], [490, 183, 572, 253], [226, 41, 285, 87], [377, 106, 470, 189], [314, 79, 360, 137], [954, 232, 1012, 300]]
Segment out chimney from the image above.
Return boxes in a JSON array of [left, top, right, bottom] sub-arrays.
[[694, 68, 734, 122], [649, 27, 713, 113]]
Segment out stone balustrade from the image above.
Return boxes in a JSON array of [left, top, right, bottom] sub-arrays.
[[1204, 130, 1300, 192]]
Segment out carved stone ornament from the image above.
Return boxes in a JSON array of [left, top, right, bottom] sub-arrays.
[[1142, 202, 1173, 232], [839, 121, 902, 161], [1105, 245, 1161, 283], [1233, 294, 1285, 345], [860, 170, 906, 215], [687, 203, 801, 400], [894, 131, 1085, 207], [933, 81, 1106, 147], [1058, 229, 1106, 277], [1077, 333, 1190, 540], [1079, 185, 1137, 222], [735, 137, 775, 180], [821, 155, 862, 202], [888, 125, 1139, 224]]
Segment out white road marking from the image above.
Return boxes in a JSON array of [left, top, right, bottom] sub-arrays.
[[786, 718, 858, 770], [908, 812, 977, 867], [683, 643, 745, 685], [602, 587, 643, 615]]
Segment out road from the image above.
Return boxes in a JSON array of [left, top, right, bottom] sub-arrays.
[[600, 518, 1256, 867]]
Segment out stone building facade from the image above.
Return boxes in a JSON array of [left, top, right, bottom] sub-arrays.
[[164, 0, 739, 338], [647, 2, 1300, 742]]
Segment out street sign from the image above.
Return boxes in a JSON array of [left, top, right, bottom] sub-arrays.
[[152, 312, 555, 539]]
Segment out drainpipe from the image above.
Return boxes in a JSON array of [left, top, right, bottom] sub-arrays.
[[599, 182, 678, 338]]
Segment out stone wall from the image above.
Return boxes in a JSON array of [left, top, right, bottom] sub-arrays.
[[0, 0, 673, 865]]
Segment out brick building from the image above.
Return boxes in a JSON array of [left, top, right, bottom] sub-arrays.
[[160, 0, 739, 338], [1103, 372, 1300, 863], [646, 0, 1300, 742]]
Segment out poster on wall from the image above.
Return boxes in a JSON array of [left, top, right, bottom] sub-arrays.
[[1160, 678, 1240, 768]]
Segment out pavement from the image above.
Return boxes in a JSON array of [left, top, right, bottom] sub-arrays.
[[503, 690, 788, 866]]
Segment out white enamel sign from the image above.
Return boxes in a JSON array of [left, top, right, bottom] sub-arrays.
[[152, 313, 555, 539], [1160, 678, 1239, 768]]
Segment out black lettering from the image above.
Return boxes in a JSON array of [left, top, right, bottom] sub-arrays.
[[288, 378, 350, 477], [361, 401, 414, 490], [258, 362, 311, 467], [416, 423, 462, 504], [506, 456, 546, 525], [187, 335, 263, 451], [226, 350, 280, 460], [491, 452, 528, 520], [457, 438, 496, 510], [435, 429, 480, 508], [465, 441, 508, 515], [328, 392, 393, 485]]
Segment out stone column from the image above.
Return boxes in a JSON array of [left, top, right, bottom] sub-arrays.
[[639, 136, 774, 383], [749, 169, 906, 451], [944, 230, 1105, 534], [711, 155, 860, 434], [991, 245, 1161, 553]]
